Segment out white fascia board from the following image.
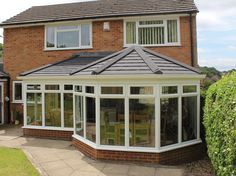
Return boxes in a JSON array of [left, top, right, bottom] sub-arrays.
[[18, 74, 206, 81]]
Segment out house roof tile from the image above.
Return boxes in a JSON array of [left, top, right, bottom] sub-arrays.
[[1, 0, 198, 26]]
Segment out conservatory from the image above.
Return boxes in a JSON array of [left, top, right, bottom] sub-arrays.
[[20, 46, 204, 163]]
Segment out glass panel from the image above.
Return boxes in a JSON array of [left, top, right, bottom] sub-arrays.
[[130, 87, 153, 95], [57, 25, 78, 30], [126, 22, 136, 44], [75, 96, 84, 136], [86, 86, 94, 94], [14, 83, 22, 101], [129, 98, 155, 147], [45, 93, 61, 127], [101, 87, 123, 94], [45, 85, 60, 90], [161, 98, 178, 147], [86, 97, 96, 142], [57, 31, 79, 48], [46, 27, 55, 48], [139, 20, 163, 25], [167, 20, 178, 43], [64, 93, 73, 128], [27, 85, 40, 90], [138, 27, 164, 45], [27, 93, 42, 126], [100, 99, 125, 146], [64, 85, 73, 91], [81, 24, 91, 46], [75, 85, 83, 92], [162, 86, 178, 94], [182, 96, 197, 142], [183, 85, 197, 93]]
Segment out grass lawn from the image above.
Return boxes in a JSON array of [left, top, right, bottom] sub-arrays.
[[0, 147, 40, 176]]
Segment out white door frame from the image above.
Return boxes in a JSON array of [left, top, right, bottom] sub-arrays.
[[0, 83, 4, 125]]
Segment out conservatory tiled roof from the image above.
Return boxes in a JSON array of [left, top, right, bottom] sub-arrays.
[[20, 46, 200, 77]]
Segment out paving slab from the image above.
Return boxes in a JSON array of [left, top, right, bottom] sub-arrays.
[[0, 125, 185, 176]]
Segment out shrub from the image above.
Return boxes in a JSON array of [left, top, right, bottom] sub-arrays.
[[204, 72, 236, 176]]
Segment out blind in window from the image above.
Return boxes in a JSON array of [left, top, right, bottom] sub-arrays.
[[138, 27, 164, 45], [167, 20, 178, 43], [126, 22, 136, 44]]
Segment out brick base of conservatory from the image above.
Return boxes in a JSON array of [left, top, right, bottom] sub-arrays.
[[72, 138, 205, 165], [23, 128, 73, 141]]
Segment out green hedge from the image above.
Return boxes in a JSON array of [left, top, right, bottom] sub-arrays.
[[204, 72, 236, 176]]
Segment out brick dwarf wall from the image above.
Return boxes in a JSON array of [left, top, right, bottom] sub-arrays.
[[3, 16, 197, 122], [23, 128, 73, 141], [72, 138, 204, 165]]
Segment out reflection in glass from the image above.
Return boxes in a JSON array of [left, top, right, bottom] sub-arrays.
[[182, 96, 197, 142], [75, 96, 84, 136], [100, 99, 125, 146], [86, 97, 96, 142], [27, 93, 42, 126], [64, 93, 73, 128], [45, 93, 61, 127], [129, 98, 155, 147], [161, 98, 178, 147]]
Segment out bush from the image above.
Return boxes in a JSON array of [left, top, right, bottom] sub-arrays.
[[204, 72, 236, 176]]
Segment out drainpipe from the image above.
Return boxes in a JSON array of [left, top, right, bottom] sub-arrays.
[[189, 12, 195, 67]]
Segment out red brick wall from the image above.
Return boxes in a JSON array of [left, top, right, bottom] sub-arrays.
[[23, 128, 73, 141], [3, 16, 197, 121], [72, 138, 204, 165]]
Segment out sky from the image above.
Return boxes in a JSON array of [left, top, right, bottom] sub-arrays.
[[0, 0, 235, 71]]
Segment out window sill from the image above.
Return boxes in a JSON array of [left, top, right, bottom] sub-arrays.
[[23, 126, 74, 131], [44, 46, 93, 51], [124, 43, 181, 48]]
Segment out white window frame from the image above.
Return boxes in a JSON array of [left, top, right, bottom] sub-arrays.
[[24, 82, 74, 131], [13, 81, 23, 103], [44, 22, 93, 51], [124, 17, 181, 47], [23, 80, 201, 153]]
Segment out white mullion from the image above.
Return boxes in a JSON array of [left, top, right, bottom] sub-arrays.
[[125, 85, 129, 148], [178, 85, 182, 144], [83, 86, 86, 138], [96, 85, 100, 146], [42, 89, 45, 127], [156, 85, 160, 150], [197, 84, 201, 140], [79, 25, 81, 47], [54, 27, 57, 49], [61, 92, 64, 128], [23, 83, 27, 126], [73, 93, 76, 135]]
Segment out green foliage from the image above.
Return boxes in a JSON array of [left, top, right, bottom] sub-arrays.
[[200, 67, 222, 98], [204, 72, 236, 176]]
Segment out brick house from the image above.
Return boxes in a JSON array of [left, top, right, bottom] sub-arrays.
[[0, 0, 205, 164]]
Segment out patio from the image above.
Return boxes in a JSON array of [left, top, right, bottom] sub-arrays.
[[0, 125, 184, 176]]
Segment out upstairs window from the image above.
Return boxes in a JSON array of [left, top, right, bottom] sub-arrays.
[[125, 18, 179, 46], [45, 23, 92, 50]]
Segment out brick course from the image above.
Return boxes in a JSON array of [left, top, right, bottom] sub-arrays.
[[23, 128, 73, 141], [72, 138, 204, 165]]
